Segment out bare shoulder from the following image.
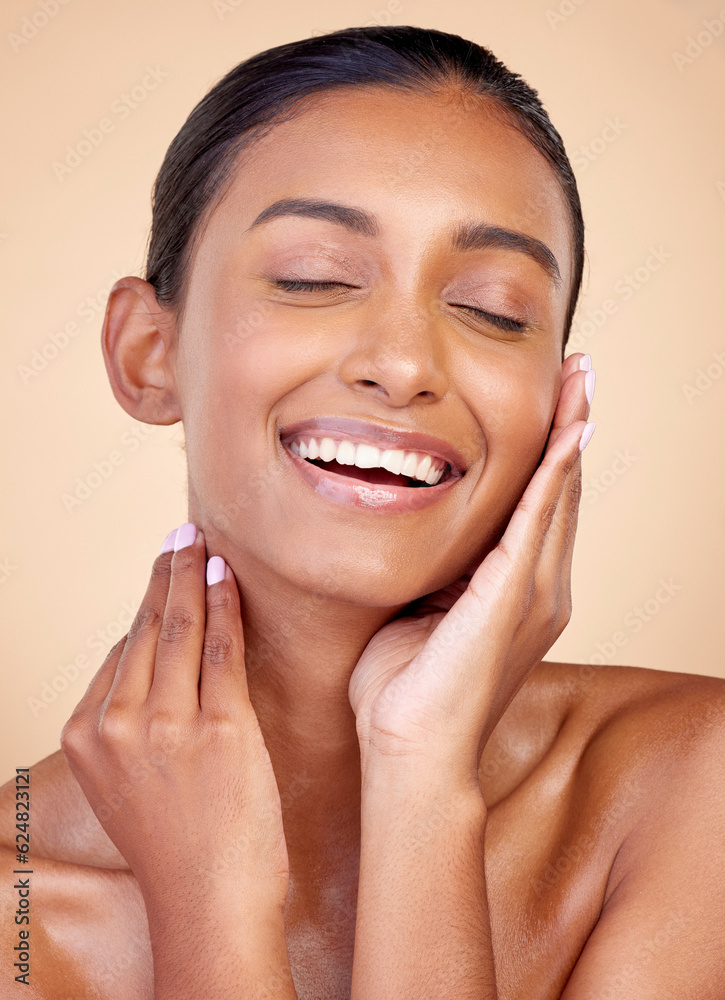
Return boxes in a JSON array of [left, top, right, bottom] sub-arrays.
[[543, 661, 725, 919], [520, 668, 725, 994], [537, 659, 725, 809], [0, 754, 151, 999], [552, 659, 725, 772], [484, 658, 725, 808], [0, 749, 127, 868]]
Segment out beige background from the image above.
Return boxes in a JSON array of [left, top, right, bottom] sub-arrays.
[[2, 0, 724, 776]]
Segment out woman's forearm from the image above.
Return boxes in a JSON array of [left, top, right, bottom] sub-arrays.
[[145, 884, 298, 1000], [351, 756, 496, 1000]]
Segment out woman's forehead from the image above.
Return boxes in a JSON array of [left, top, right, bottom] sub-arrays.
[[203, 86, 573, 287]]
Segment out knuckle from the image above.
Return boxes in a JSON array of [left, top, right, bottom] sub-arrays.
[[566, 473, 582, 506], [146, 711, 190, 755], [159, 608, 199, 644], [150, 557, 172, 583], [206, 585, 236, 613], [203, 713, 239, 744], [97, 704, 135, 744], [128, 606, 163, 641], [171, 545, 197, 572], [547, 594, 572, 636], [543, 594, 563, 626], [538, 500, 558, 535], [59, 715, 86, 752], [203, 628, 239, 666], [559, 602, 573, 630]]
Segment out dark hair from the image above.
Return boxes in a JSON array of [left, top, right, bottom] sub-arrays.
[[144, 25, 585, 355]]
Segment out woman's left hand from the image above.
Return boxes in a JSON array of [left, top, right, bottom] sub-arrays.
[[348, 352, 595, 783]]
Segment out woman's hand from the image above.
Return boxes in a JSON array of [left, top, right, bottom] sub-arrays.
[[348, 353, 595, 784], [59, 522, 289, 916]]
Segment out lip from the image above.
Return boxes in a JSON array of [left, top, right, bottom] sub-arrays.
[[282, 442, 464, 512], [278, 416, 467, 513], [278, 416, 469, 476]]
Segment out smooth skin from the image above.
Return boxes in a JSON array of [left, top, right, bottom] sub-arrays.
[[2, 85, 725, 999]]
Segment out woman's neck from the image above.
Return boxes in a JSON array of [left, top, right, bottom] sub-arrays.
[[197, 514, 406, 883]]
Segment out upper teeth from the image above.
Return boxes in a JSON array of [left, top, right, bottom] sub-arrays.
[[289, 436, 447, 485]]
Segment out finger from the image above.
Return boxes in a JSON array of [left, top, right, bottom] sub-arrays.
[[65, 636, 128, 720], [147, 522, 207, 711], [105, 537, 177, 706], [484, 417, 589, 592], [199, 556, 250, 719], [547, 355, 595, 452], [531, 457, 582, 622], [533, 354, 595, 588], [404, 421, 588, 692], [558, 476, 580, 602]]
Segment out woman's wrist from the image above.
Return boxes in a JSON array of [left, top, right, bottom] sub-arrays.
[[146, 890, 296, 1000], [353, 751, 493, 1000], [359, 734, 487, 806]]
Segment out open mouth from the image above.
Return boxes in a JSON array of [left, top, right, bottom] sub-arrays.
[[300, 455, 454, 488], [278, 427, 466, 511], [283, 434, 460, 490]]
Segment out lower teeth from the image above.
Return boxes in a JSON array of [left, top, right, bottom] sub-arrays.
[[305, 458, 433, 487]]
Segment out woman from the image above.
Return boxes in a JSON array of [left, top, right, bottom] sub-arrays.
[[2, 25, 724, 1000]]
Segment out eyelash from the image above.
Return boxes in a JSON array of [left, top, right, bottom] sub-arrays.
[[271, 279, 527, 333]]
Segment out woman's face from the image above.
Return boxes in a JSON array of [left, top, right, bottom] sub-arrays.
[[172, 86, 574, 607]]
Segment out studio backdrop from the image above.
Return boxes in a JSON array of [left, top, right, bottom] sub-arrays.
[[2, 0, 724, 771]]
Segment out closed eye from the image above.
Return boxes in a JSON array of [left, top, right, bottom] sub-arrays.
[[271, 279, 528, 333], [272, 279, 353, 292], [452, 304, 527, 333]]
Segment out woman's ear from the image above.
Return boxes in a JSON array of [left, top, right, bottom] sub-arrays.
[[101, 276, 182, 426]]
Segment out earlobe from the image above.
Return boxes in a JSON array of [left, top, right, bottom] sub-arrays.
[[101, 276, 183, 426]]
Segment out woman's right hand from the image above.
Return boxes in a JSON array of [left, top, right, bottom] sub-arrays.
[[59, 522, 290, 918]]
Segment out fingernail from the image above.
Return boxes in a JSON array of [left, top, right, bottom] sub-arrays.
[[206, 555, 226, 586], [160, 528, 178, 554], [579, 422, 596, 452], [174, 522, 197, 551], [578, 354, 592, 371], [585, 369, 596, 405]]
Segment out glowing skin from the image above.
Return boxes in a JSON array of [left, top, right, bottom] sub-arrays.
[[174, 88, 571, 615], [3, 83, 723, 1000], [98, 90, 576, 907]]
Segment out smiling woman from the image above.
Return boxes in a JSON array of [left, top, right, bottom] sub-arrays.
[[2, 23, 725, 1000]]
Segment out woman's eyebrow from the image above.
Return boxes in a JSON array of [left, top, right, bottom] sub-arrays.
[[245, 197, 561, 286], [247, 197, 379, 237]]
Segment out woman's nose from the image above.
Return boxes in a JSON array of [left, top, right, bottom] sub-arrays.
[[335, 296, 450, 408]]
